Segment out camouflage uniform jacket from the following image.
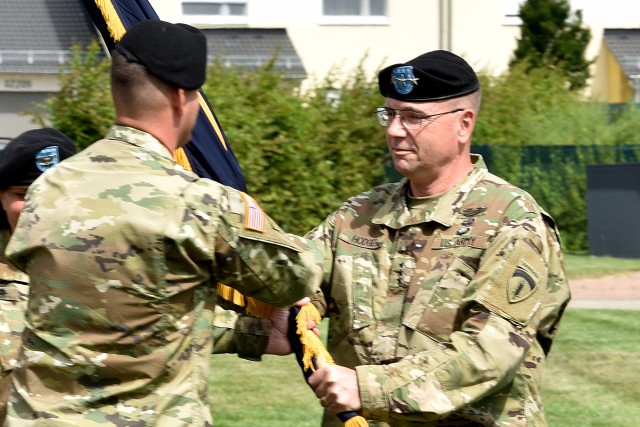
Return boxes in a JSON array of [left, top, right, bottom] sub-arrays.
[[5, 125, 321, 426], [0, 230, 29, 423], [308, 155, 570, 427]]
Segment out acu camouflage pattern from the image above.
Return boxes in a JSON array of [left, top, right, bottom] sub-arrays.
[[5, 125, 322, 426], [308, 155, 570, 427], [0, 230, 29, 423]]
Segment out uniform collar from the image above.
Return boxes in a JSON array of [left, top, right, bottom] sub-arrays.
[[107, 125, 175, 161], [372, 154, 488, 229]]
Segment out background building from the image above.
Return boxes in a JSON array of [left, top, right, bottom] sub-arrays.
[[1, 0, 640, 140]]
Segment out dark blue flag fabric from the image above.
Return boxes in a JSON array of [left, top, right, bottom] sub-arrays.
[[80, 0, 247, 191]]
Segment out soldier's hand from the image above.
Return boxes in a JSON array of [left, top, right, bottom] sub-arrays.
[[308, 365, 362, 413], [264, 297, 317, 355]]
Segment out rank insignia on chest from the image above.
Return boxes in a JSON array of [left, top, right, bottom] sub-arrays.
[[460, 206, 486, 217]]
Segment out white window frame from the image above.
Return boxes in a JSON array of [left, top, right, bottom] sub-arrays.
[[180, 0, 248, 25], [502, 0, 524, 26], [320, 0, 389, 26]]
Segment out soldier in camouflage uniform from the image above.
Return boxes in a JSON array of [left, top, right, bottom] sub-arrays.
[[306, 51, 571, 426], [0, 128, 77, 423], [4, 21, 321, 426]]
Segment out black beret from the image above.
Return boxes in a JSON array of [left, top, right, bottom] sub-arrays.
[[378, 50, 480, 101], [0, 128, 77, 189], [114, 20, 207, 90]]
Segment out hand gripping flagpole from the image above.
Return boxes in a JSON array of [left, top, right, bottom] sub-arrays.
[[288, 304, 369, 427]]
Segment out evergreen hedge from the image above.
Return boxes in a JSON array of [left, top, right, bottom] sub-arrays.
[[30, 45, 640, 252]]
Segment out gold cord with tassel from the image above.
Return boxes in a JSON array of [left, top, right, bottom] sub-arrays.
[[344, 416, 370, 427], [295, 304, 369, 427]]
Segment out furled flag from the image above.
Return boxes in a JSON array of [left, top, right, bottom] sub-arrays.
[[80, 0, 246, 191]]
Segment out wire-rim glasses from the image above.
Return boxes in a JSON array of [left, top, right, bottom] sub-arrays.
[[375, 107, 464, 131]]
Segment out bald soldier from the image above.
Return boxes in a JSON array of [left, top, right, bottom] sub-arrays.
[[5, 21, 321, 426], [305, 50, 571, 426]]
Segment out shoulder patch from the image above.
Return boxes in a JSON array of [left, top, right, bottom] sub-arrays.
[[480, 238, 547, 326], [240, 193, 266, 233], [508, 259, 540, 303]]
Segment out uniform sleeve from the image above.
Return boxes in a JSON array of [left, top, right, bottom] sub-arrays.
[[356, 214, 570, 423], [304, 211, 340, 317], [211, 306, 272, 361], [185, 181, 324, 309]]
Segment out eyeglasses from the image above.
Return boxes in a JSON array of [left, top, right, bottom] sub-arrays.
[[375, 107, 464, 131]]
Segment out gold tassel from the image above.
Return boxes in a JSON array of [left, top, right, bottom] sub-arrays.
[[344, 416, 369, 427], [295, 304, 369, 426], [295, 304, 334, 372], [173, 147, 193, 171], [245, 296, 275, 318], [215, 283, 274, 318], [94, 0, 127, 41]]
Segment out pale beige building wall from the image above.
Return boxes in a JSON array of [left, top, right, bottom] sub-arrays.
[[148, 0, 517, 85], [450, 0, 521, 75], [146, 0, 640, 99]]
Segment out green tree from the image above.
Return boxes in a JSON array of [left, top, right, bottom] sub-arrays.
[[29, 44, 640, 252], [202, 59, 386, 235], [30, 39, 113, 150], [510, 0, 591, 90]]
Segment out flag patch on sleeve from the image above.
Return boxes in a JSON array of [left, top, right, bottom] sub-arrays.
[[240, 193, 266, 232]]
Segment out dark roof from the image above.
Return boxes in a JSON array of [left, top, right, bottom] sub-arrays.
[[604, 29, 640, 78], [0, 0, 98, 73], [202, 28, 306, 79]]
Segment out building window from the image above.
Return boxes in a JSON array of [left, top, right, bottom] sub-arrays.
[[323, 0, 386, 16], [502, 0, 523, 25], [182, 1, 247, 17], [320, 0, 388, 25]]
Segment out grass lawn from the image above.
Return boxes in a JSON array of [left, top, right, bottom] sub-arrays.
[[209, 255, 640, 426], [210, 352, 322, 426], [543, 309, 640, 427], [563, 253, 640, 279]]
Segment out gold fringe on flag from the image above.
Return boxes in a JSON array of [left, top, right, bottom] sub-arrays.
[[173, 147, 193, 171], [344, 416, 370, 427], [94, 0, 127, 41], [214, 282, 274, 317]]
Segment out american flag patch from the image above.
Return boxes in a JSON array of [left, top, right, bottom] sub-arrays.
[[240, 193, 266, 232]]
